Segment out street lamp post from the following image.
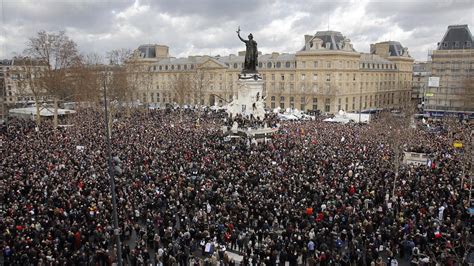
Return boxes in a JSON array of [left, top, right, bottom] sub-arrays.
[[102, 69, 123, 266], [359, 82, 362, 123], [422, 83, 425, 112]]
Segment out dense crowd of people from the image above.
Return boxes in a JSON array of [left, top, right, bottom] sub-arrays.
[[1, 108, 472, 265], [224, 113, 279, 129]]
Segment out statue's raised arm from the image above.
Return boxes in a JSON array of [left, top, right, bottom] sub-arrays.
[[237, 27, 247, 43]]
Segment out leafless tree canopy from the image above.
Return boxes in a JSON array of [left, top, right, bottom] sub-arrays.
[[171, 73, 191, 106], [24, 30, 81, 100], [25, 30, 80, 71], [106, 48, 132, 66]]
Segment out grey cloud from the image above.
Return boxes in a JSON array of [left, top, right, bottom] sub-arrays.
[[3, 0, 132, 34], [0, 0, 472, 61]]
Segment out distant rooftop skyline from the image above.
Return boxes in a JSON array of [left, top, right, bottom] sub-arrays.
[[0, 0, 473, 61]]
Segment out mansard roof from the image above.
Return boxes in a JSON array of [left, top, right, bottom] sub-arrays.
[[437, 24, 473, 50], [300, 31, 356, 52]]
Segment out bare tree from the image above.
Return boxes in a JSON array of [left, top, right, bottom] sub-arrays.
[[107, 66, 129, 103], [300, 80, 315, 112], [375, 106, 415, 201], [14, 57, 48, 127], [69, 55, 103, 105], [105, 48, 141, 118], [83, 52, 104, 66], [140, 64, 155, 111], [122, 52, 150, 116], [190, 69, 210, 125], [170, 73, 192, 121], [107, 48, 132, 66], [24, 30, 81, 129]]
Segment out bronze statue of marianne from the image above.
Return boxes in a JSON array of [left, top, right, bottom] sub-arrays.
[[237, 27, 258, 74]]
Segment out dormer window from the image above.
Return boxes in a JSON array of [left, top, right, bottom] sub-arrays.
[[466, 41, 472, 48], [443, 42, 448, 47]]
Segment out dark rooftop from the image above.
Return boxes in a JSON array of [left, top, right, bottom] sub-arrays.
[[300, 31, 356, 52], [388, 41, 404, 56], [138, 45, 157, 59], [437, 24, 473, 50]]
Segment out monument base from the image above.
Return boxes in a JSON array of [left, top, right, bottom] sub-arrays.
[[221, 123, 279, 144], [226, 73, 265, 120], [238, 72, 262, 80]]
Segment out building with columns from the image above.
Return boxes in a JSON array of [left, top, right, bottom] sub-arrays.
[[127, 30, 414, 114]]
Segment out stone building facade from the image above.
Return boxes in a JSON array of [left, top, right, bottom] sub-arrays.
[[1, 57, 48, 104], [412, 62, 431, 109], [127, 31, 414, 114], [425, 25, 474, 115], [0, 60, 10, 120]]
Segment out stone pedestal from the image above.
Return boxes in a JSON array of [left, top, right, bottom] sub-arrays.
[[226, 73, 265, 120]]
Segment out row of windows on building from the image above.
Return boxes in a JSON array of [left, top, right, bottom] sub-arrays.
[[440, 41, 472, 48], [154, 71, 405, 85], [360, 62, 396, 70], [262, 72, 403, 82], [268, 92, 410, 112], [136, 92, 228, 104], [150, 60, 397, 72]]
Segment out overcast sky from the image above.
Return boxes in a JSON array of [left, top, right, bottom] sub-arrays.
[[0, 0, 472, 62]]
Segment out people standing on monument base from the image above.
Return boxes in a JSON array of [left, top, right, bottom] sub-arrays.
[[0, 108, 471, 265]]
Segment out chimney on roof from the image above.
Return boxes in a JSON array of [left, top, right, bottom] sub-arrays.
[[370, 44, 376, 54], [305, 35, 313, 50]]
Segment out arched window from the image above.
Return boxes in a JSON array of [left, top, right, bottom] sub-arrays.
[[285, 61, 291, 68], [267, 62, 272, 68], [276, 62, 281, 68]]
